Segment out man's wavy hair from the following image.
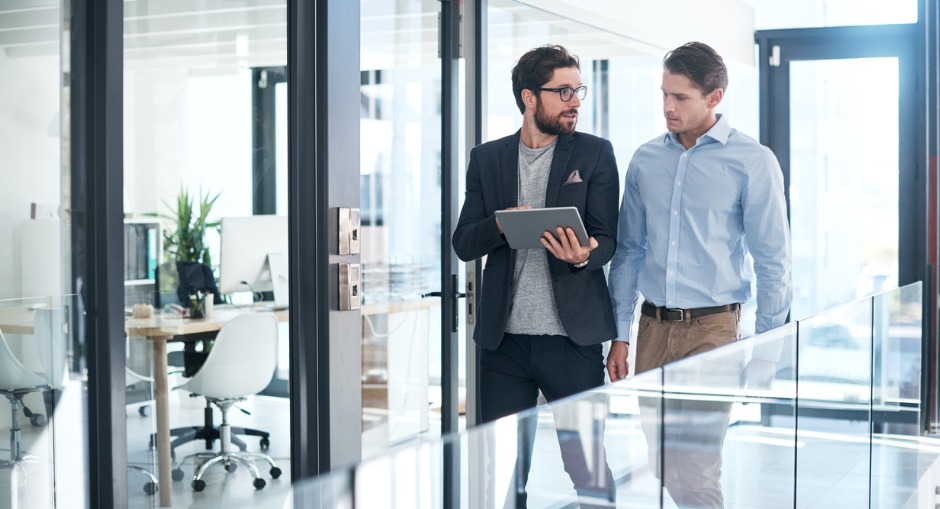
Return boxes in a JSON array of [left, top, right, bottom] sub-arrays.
[[663, 42, 728, 94], [511, 45, 580, 114]]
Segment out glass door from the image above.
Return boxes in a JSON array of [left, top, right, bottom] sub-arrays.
[[122, 2, 291, 506], [0, 2, 91, 507], [757, 25, 920, 321], [360, 0, 452, 455]]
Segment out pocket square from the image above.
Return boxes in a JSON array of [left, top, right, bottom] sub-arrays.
[[563, 170, 583, 185]]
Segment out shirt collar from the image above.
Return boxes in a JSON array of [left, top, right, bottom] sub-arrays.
[[662, 113, 731, 147]]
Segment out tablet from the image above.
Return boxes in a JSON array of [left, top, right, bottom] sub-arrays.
[[495, 207, 589, 250]]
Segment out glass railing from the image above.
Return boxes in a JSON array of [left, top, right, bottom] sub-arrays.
[[256, 283, 927, 508], [0, 295, 89, 509]]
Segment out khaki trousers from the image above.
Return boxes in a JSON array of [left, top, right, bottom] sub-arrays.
[[635, 308, 742, 509]]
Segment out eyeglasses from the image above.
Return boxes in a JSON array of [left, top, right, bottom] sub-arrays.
[[537, 85, 587, 102]]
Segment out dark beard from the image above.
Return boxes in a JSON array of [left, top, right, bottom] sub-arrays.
[[534, 99, 577, 135]]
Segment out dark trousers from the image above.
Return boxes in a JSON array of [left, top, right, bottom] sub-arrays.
[[480, 333, 615, 508]]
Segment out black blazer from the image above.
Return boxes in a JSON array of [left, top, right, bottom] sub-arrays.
[[453, 130, 620, 350]]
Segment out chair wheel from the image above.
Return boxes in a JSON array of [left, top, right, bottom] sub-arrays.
[[270, 467, 282, 479], [192, 479, 206, 492], [143, 482, 158, 496], [172, 468, 184, 482], [138, 406, 151, 417], [224, 462, 237, 473], [259, 438, 270, 450], [253, 478, 266, 490], [30, 414, 47, 427]]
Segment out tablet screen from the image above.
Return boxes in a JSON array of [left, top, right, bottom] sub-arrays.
[[495, 207, 589, 250]]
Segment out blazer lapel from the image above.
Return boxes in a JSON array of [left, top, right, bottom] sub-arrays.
[[498, 131, 521, 208], [544, 133, 574, 208]]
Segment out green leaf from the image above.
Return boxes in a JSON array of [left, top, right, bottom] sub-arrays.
[[163, 186, 220, 266]]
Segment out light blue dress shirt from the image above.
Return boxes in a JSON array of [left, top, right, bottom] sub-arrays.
[[608, 115, 792, 340]]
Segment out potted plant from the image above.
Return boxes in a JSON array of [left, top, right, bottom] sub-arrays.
[[159, 187, 222, 314], [163, 186, 221, 267]]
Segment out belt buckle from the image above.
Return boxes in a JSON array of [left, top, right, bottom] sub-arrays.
[[664, 308, 684, 321]]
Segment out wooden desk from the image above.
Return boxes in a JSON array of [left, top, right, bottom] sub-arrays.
[[126, 306, 288, 507], [0, 307, 38, 335]]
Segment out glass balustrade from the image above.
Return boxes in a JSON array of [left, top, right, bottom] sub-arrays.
[[239, 282, 928, 509]]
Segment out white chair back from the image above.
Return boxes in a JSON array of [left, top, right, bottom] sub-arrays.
[[181, 312, 279, 399], [0, 328, 47, 391], [34, 308, 67, 388]]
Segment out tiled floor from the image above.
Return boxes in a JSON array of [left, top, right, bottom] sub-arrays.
[[126, 395, 293, 509]]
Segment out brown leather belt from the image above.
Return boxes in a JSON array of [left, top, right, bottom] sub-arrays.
[[641, 301, 740, 322]]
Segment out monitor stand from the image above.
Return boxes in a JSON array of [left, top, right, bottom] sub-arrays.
[[265, 252, 289, 310]]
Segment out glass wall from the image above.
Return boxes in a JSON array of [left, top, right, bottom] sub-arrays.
[[360, 0, 450, 455], [122, 2, 291, 507], [0, 1, 90, 508]]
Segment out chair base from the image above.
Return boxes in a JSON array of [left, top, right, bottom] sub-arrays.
[[148, 402, 271, 458], [177, 450, 281, 492], [127, 465, 159, 496], [171, 399, 280, 492]]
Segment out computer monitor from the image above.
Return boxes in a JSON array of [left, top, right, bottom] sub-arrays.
[[219, 215, 289, 307]]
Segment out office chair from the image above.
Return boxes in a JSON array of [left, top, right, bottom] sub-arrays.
[[150, 261, 272, 458], [0, 328, 47, 479], [126, 364, 159, 496], [149, 335, 273, 463], [0, 307, 66, 482], [171, 313, 282, 491]]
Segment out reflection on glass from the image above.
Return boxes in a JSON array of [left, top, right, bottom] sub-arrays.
[[789, 58, 899, 320], [0, 0, 90, 506], [659, 325, 797, 509], [360, 0, 443, 455], [796, 299, 873, 508], [265, 284, 925, 509], [123, 1, 290, 506], [871, 283, 922, 506], [0, 296, 85, 508]]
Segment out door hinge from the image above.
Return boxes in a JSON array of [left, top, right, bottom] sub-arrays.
[[770, 45, 781, 67]]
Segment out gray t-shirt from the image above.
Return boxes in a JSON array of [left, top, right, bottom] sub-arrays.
[[505, 140, 567, 337]]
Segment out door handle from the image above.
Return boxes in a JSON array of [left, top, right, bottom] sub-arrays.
[[423, 274, 465, 332], [421, 291, 466, 299]]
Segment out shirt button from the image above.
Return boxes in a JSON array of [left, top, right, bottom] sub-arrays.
[[673, 210, 678, 216], [681, 153, 687, 158], [667, 300, 673, 305], [671, 241, 676, 246], [669, 270, 675, 276], [676, 181, 681, 186]]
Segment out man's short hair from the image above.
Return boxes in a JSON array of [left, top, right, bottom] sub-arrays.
[[511, 45, 580, 114], [663, 42, 728, 94]]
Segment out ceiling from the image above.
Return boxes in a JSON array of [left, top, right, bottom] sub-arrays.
[[6, 1, 906, 71], [0, 0, 661, 72]]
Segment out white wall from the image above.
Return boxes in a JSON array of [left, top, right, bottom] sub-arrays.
[[0, 51, 61, 300], [125, 69, 254, 217], [124, 68, 254, 266], [520, 0, 757, 66]]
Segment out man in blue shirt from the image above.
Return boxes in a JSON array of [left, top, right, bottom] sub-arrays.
[[607, 42, 792, 508]]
